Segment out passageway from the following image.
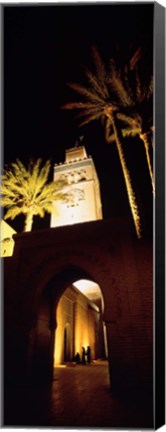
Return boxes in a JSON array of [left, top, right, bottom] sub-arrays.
[[54, 278, 107, 366], [30, 267, 108, 385]]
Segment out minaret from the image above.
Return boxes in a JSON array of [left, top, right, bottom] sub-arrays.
[[50, 146, 103, 227]]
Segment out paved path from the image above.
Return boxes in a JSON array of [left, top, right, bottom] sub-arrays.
[[4, 360, 153, 428]]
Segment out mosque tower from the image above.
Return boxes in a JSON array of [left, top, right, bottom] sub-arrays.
[[50, 146, 103, 227]]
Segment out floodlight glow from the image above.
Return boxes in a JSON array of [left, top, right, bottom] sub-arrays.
[[73, 279, 101, 300]]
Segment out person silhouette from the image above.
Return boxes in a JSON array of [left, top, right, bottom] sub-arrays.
[[82, 347, 86, 364], [75, 352, 81, 364], [87, 346, 91, 364]]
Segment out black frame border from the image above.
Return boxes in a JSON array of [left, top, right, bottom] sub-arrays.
[[154, 2, 165, 429]]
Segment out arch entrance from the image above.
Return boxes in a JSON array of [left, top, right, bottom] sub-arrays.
[[30, 266, 108, 384]]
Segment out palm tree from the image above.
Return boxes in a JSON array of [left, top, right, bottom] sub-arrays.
[[107, 50, 154, 195], [0, 158, 66, 232], [62, 46, 141, 239]]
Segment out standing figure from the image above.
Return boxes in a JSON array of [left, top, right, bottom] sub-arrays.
[[75, 352, 81, 364], [82, 347, 86, 364], [87, 346, 91, 364]]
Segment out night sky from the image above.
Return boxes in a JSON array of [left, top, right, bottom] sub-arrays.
[[3, 3, 154, 234]]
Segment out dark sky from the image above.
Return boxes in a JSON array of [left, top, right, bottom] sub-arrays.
[[3, 3, 154, 233]]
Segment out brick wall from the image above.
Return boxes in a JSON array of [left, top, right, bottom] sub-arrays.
[[4, 218, 153, 392]]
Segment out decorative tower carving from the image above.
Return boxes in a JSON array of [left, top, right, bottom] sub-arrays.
[[50, 146, 103, 227]]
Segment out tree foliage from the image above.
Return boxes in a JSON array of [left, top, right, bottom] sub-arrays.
[[107, 49, 154, 195], [62, 46, 142, 238], [0, 158, 67, 231]]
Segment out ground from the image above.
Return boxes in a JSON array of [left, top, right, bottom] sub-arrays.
[[4, 360, 153, 428]]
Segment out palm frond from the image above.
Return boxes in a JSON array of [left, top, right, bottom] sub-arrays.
[[0, 196, 19, 206], [1, 180, 29, 198], [146, 76, 153, 100], [123, 65, 134, 101], [109, 59, 132, 106], [85, 67, 107, 99], [121, 127, 141, 138], [12, 159, 29, 179], [91, 46, 109, 98], [135, 68, 142, 103], [1, 185, 19, 199], [32, 160, 51, 198], [61, 101, 95, 110], [79, 112, 102, 127], [129, 47, 142, 70], [4, 206, 23, 220], [75, 106, 102, 120], [117, 113, 139, 127], [67, 82, 103, 104]]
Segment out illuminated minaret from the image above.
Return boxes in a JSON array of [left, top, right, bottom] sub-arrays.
[[50, 146, 103, 227]]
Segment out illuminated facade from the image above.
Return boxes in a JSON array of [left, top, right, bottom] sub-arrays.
[[0, 220, 16, 257], [54, 284, 101, 365], [50, 146, 103, 227]]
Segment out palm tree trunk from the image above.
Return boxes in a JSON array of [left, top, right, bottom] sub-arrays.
[[24, 212, 33, 232], [110, 115, 142, 239], [140, 132, 155, 196]]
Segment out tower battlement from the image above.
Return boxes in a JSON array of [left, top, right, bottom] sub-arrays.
[[51, 146, 103, 228]]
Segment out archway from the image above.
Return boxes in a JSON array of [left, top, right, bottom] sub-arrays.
[[29, 266, 108, 384], [54, 279, 107, 367]]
